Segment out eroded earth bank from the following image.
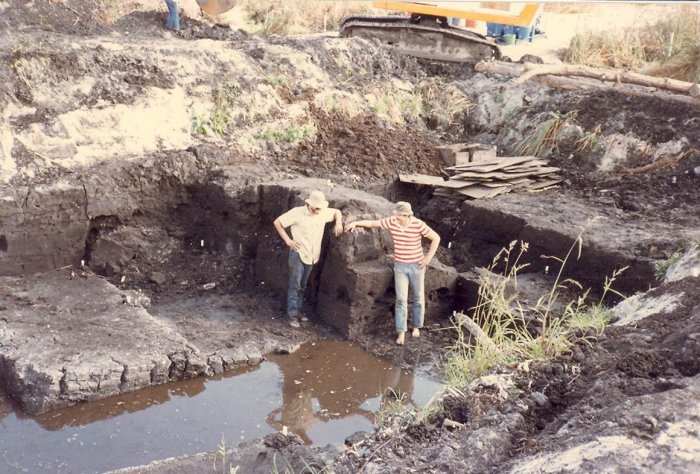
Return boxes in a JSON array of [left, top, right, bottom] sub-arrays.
[[1, 1, 700, 473]]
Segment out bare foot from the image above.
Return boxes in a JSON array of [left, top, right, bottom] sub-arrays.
[[396, 332, 405, 345], [412, 328, 420, 338]]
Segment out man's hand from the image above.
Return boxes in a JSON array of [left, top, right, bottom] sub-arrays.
[[287, 239, 301, 252], [333, 221, 343, 237], [419, 257, 430, 269], [344, 222, 357, 233]]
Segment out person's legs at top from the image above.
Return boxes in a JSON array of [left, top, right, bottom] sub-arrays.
[[164, 0, 180, 30], [408, 263, 425, 338], [394, 262, 410, 345]]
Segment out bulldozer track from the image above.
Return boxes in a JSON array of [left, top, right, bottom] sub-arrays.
[[339, 15, 501, 63]]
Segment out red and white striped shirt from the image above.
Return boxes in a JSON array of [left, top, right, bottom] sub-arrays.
[[380, 216, 433, 263]]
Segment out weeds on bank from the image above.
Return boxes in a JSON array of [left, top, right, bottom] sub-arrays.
[[655, 248, 685, 281], [271, 452, 332, 474], [242, 0, 372, 35], [564, 6, 700, 81], [443, 219, 626, 388], [192, 81, 241, 136], [575, 124, 602, 153], [417, 80, 473, 130], [374, 388, 407, 427], [266, 75, 288, 87], [213, 435, 240, 474], [518, 110, 578, 158], [654, 239, 699, 281], [259, 124, 316, 143], [371, 89, 423, 124]]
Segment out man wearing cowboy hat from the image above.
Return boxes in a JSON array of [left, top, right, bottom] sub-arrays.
[[274, 190, 343, 328], [344, 201, 440, 345]]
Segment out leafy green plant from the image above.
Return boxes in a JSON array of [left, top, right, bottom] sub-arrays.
[[192, 113, 207, 135]]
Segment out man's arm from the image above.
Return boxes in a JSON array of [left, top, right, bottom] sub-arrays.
[[273, 216, 301, 251], [344, 219, 382, 232], [332, 209, 344, 237], [421, 230, 441, 269]]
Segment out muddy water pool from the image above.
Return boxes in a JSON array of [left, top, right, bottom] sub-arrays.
[[0, 341, 442, 473]]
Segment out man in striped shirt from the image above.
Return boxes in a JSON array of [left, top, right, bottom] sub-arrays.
[[345, 202, 441, 345]]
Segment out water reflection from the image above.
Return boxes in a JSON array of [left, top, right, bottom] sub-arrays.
[[31, 373, 211, 430], [0, 341, 442, 473], [266, 341, 429, 445]]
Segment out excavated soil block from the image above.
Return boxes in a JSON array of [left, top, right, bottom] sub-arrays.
[[438, 192, 696, 294], [0, 271, 200, 414]]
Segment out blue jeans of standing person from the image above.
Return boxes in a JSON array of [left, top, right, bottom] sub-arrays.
[[287, 251, 313, 319], [393, 262, 425, 333], [165, 0, 180, 30]]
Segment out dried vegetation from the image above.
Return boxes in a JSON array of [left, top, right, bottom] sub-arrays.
[[564, 5, 700, 82]]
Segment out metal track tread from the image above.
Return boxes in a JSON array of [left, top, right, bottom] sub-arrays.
[[339, 16, 501, 62]]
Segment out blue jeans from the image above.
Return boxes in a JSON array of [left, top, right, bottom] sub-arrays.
[[394, 262, 425, 333], [165, 0, 180, 30], [287, 251, 313, 319]]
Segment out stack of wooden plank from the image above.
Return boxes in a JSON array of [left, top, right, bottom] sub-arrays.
[[400, 155, 562, 199]]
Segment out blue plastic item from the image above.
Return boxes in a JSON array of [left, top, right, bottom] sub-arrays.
[[517, 26, 532, 41], [486, 22, 504, 37]]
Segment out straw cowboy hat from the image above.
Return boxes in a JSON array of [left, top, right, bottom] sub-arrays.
[[305, 190, 329, 210]]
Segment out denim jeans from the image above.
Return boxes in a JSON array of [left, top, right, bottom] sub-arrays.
[[165, 0, 180, 30], [287, 250, 313, 319], [393, 262, 425, 333]]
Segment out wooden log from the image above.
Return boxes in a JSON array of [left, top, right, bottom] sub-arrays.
[[475, 60, 699, 97], [475, 61, 700, 106], [454, 312, 497, 352]]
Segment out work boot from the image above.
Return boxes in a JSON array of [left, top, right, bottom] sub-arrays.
[[288, 318, 300, 328]]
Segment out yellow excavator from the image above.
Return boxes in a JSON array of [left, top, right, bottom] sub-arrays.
[[196, 1, 543, 62], [340, 2, 544, 62]]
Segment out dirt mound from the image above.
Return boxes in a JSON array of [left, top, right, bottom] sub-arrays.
[[287, 107, 442, 180], [2, 0, 105, 35]]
